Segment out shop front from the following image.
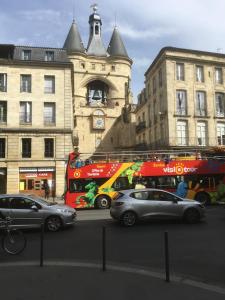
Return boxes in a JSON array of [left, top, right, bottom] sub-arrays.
[[0, 168, 7, 194], [19, 167, 55, 198]]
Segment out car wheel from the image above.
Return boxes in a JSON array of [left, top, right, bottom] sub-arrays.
[[45, 216, 62, 232], [121, 211, 137, 227], [195, 192, 210, 205], [184, 209, 200, 224], [95, 195, 111, 209]]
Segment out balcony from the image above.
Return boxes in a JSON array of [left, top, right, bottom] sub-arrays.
[[136, 121, 146, 133]]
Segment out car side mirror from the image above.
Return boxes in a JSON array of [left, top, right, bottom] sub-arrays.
[[31, 205, 38, 211]]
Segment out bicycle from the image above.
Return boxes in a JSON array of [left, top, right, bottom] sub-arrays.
[[0, 217, 27, 255]]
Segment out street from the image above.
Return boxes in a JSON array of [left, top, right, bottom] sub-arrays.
[[0, 206, 225, 288]]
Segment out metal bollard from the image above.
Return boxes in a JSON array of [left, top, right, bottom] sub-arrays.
[[164, 231, 170, 282], [40, 223, 44, 267], [102, 226, 106, 271]]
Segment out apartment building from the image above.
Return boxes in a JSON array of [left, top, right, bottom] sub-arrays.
[[0, 45, 73, 196], [136, 46, 225, 150]]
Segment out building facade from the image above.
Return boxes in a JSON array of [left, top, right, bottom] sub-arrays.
[[63, 5, 134, 156], [136, 47, 225, 151], [0, 45, 73, 196]]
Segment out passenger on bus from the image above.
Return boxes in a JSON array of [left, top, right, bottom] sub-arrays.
[[176, 178, 188, 198]]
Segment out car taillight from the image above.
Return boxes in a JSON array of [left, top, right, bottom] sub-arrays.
[[115, 202, 124, 206]]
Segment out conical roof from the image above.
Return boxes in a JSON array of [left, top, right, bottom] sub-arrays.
[[63, 20, 85, 54], [107, 27, 129, 58]]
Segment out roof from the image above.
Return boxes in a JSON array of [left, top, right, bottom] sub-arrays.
[[0, 44, 70, 64], [145, 46, 225, 76], [107, 27, 129, 59], [63, 21, 85, 54]]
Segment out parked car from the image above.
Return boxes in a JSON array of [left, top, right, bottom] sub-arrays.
[[0, 194, 76, 231], [110, 188, 205, 226]]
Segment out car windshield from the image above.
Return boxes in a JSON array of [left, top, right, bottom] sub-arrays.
[[28, 195, 57, 206]]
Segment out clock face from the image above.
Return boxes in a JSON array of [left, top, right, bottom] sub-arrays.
[[94, 117, 104, 129]]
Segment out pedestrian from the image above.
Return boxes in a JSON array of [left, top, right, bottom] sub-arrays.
[[43, 181, 50, 200]]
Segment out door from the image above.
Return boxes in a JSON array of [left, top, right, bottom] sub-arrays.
[[9, 196, 42, 228], [150, 191, 183, 219]]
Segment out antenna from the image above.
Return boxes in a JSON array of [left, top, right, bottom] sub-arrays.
[[73, 0, 76, 22], [114, 11, 117, 27]]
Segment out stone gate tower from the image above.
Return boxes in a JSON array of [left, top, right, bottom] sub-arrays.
[[63, 5, 132, 154]]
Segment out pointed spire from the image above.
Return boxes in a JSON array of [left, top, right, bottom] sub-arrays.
[[107, 27, 129, 59], [86, 5, 108, 57], [63, 20, 85, 54]]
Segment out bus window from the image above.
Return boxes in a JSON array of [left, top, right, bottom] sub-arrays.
[[112, 177, 130, 191], [157, 176, 177, 188]]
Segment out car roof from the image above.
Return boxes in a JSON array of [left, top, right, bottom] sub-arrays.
[[0, 194, 34, 197], [118, 188, 171, 194]]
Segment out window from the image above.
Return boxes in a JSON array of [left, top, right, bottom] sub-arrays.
[[215, 92, 225, 117], [176, 90, 187, 115], [102, 64, 106, 71], [9, 197, 34, 209], [20, 75, 31, 93], [44, 102, 55, 125], [215, 67, 223, 84], [176, 63, 184, 80], [196, 66, 204, 82], [197, 122, 207, 146], [44, 138, 54, 158], [22, 50, 31, 60], [0, 73, 7, 92], [111, 65, 115, 72], [22, 138, 31, 158], [196, 91, 206, 116], [80, 62, 85, 69], [44, 76, 55, 93], [45, 51, 54, 62], [0, 138, 5, 158], [0, 101, 7, 123], [20, 102, 32, 124], [217, 123, 225, 145], [0, 197, 9, 208], [177, 121, 188, 145], [91, 64, 95, 70]]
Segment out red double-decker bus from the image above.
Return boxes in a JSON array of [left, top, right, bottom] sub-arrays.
[[64, 151, 225, 209]]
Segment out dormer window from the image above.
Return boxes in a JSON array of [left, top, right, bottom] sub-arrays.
[[111, 65, 115, 72], [22, 50, 31, 61], [45, 51, 54, 62]]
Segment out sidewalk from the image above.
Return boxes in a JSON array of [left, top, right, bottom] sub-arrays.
[[0, 261, 225, 299]]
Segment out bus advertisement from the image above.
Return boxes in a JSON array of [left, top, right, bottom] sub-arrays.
[[64, 152, 225, 209]]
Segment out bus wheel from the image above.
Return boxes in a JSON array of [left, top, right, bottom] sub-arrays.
[[95, 195, 111, 209], [195, 192, 211, 205]]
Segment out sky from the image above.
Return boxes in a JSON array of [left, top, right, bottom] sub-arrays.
[[1, 0, 225, 102]]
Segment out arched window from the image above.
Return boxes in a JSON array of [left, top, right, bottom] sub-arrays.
[[87, 80, 108, 106], [95, 25, 99, 35]]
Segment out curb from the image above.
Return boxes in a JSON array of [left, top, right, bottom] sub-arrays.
[[0, 260, 225, 295]]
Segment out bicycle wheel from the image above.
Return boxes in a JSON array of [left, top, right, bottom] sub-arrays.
[[2, 229, 27, 255]]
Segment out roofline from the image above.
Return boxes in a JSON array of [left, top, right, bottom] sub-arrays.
[[0, 59, 73, 68], [145, 46, 225, 76]]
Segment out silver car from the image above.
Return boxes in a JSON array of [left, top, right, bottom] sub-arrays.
[[110, 188, 205, 226], [0, 194, 76, 231]]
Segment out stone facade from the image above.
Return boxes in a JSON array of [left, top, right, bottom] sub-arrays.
[[0, 46, 73, 196], [136, 47, 225, 151]]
